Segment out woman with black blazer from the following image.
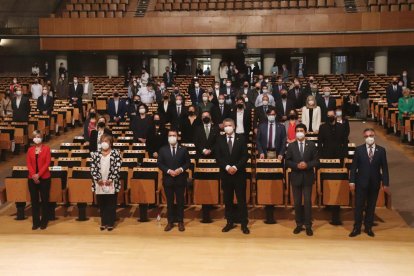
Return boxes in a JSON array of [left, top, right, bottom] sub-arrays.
[[180, 105, 201, 143], [27, 130, 51, 230], [90, 133, 122, 231], [130, 103, 152, 143], [89, 116, 112, 152], [146, 113, 168, 159]]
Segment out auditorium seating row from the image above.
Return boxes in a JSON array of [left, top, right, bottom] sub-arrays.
[[60, 0, 130, 18], [69, 0, 129, 3], [154, 0, 336, 11]]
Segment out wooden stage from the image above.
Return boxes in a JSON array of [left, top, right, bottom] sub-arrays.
[[0, 204, 413, 275]]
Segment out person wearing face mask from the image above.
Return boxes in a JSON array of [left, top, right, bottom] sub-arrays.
[[215, 118, 250, 234], [317, 87, 337, 123], [127, 95, 142, 120], [128, 78, 140, 99], [247, 82, 262, 107], [140, 68, 149, 86], [138, 83, 156, 105], [163, 66, 174, 87], [146, 113, 168, 159], [386, 77, 403, 108], [220, 79, 236, 105], [31, 78, 43, 100], [275, 88, 294, 122], [286, 124, 318, 236], [253, 94, 272, 130], [335, 108, 350, 140], [27, 130, 51, 230], [82, 76, 94, 100], [169, 94, 187, 130], [301, 95, 321, 134], [1, 89, 13, 117], [305, 83, 322, 103], [318, 110, 348, 225], [399, 70, 411, 89], [240, 81, 250, 96], [157, 129, 191, 232], [131, 104, 152, 143], [288, 80, 306, 109], [10, 77, 21, 94], [89, 117, 112, 152], [349, 128, 390, 238], [69, 76, 84, 123], [355, 74, 370, 121], [230, 97, 252, 140], [58, 62, 67, 79], [12, 88, 30, 123], [189, 80, 204, 105], [180, 105, 201, 143], [284, 110, 300, 143], [199, 92, 214, 114], [272, 77, 287, 101], [194, 111, 219, 160], [157, 92, 172, 123], [398, 87, 414, 141], [303, 76, 315, 97], [83, 108, 97, 144], [254, 85, 275, 108], [212, 94, 231, 128], [108, 92, 127, 122], [37, 87, 54, 116], [170, 85, 182, 104], [211, 81, 222, 105], [154, 81, 165, 104], [90, 133, 122, 231], [56, 74, 68, 100]]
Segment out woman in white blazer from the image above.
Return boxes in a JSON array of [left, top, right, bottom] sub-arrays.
[[301, 95, 321, 133]]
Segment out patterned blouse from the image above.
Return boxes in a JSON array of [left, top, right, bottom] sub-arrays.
[[90, 149, 122, 193]]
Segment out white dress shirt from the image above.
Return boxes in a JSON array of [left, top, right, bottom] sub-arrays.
[[236, 110, 245, 134], [83, 82, 89, 94], [114, 99, 119, 114], [16, 97, 21, 108], [267, 122, 276, 149]]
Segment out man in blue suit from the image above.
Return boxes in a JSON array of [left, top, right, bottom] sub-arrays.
[[349, 128, 390, 237], [108, 92, 127, 122]]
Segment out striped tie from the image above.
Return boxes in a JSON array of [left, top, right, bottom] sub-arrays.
[[368, 146, 374, 163]]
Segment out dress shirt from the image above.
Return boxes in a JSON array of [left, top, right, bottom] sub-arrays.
[[236, 110, 245, 134]]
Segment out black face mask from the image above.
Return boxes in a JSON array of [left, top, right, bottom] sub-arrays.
[[256, 87, 260, 91], [359, 77, 364, 80], [154, 120, 160, 125], [295, 85, 300, 89], [134, 100, 140, 105], [174, 90, 179, 94], [188, 111, 195, 116], [392, 81, 398, 85], [89, 113, 96, 118], [237, 103, 244, 109], [98, 122, 105, 128], [281, 94, 287, 99], [113, 93, 119, 98], [328, 116, 336, 123], [289, 115, 297, 120], [244, 84, 249, 88], [202, 117, 211, 124], [163, 96, 169, 100]]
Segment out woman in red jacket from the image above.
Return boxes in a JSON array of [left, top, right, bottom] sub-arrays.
[[27, 130, 51, 230]]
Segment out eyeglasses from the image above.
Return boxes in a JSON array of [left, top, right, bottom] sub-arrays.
[[363, 135, 375, 138]]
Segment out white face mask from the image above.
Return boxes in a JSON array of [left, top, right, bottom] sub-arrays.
[[224, 126, 234, 135], [267, 115, 276, 122], [195, 84, 200, 88], [335, 111, 342, 117], [175, 100, 182, 106], [365, 137, 375, 145], [74, 80, 78, 84], [13, 80, 17, 84], [262, 90, 268, 94], [296, 132, 305, 140], [139, 108, 146, 114], [262, 100, 269, 106], [101, 142, 110, 150], [42, 90, 48, 95], [218, 99, 225, 104], [202, 97, 208, 102], [33, 137, 42, 144], [168, 136, 177, 145], [16, 91, 22, 96], [403, 73, 407, 77], [244, 97, 249, 103], [324, 92, 330, 97], [215, 85, 219, 89], [226, 83, 231, 87]]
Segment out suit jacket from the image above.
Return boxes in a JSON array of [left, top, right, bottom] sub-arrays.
[[215, 134, 249, 180], [163, 71, 174, 86], [212, 103, 231, 125], [288, 88, 306, 109], [157, 101, 173, 123], [194, 124, 220, 158], [146, 126, 168, 157], [253, 105, 269, 128], [168, 104, 188, 130], [27, 145, 51, 179], [256, 121, 287, 156], [12, 96, 31, 122], [275, 98, 295, 119], [68, 83, 83, 106], [37, 95, 54, 115], [189, 87, 205, 105], [399, 74, 412, 89], [285, 140, 319, 186], [220, 87, 237, 103], [230, 108, 252, 136], [90, 149, 122, 192], [247, 88, 261, 106], [385, 84, 403, 105], [272, 84, 288, 100], [157, 144, 191, 187], [108, 98, 127, 121], [317, 123, 347, 159], [356, 79, 370, 99], [89, 128, 112, 152], [350, 144, 389, 188], [127, 102, 140, 119], [317, 97, 337, 123]]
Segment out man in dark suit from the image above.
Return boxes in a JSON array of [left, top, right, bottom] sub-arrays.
[[349, 128, 389, 237], [212, 94, 231, 129], [37, 87, 54, 115], [220, 79, 237, 105], [385, 77, 403, 108], [127, 94, 141, 120], [253, 94, 271, 129], [356, 74, 370, 120], [189, 80, 204, 106], [215, 118, 250, 234], [288, 80, 306, 109], [317, 87, 337, 123], [286, 123, 319, 236], [247, 82, 261, 107], [157, 129, 191, 232], [163, 66, 174, 87], [108, 92, 127, 122], [68, 76, 84, 123], [194, 111, 220, 159], [272, 77, 288, 101], [168, 94, 187, 130], [12, 88, 31, 122], [275, 89, 295, 122], [400, 70, 411, 89], [302, 76, 315, 97], [230, 97, 252, 140]]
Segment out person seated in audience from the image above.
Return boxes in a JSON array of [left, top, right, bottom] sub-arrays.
[[157, 129, 191, 232], [286, 123, 318, 236], [255, 85, 275, 107], [335, 107, 350, 140], [301, 95, 321, 134], [89, 116, 112, 152], [12, 87, 30, 122], [386, 77, 403, 108], [82, 76, 94, 100], [1, 89, 13, 117], [288, 79, 306, 109], [69, 76, 84, 122], [318, 109, 348, 225], [220, 79, 236, 105], [189, 80, 204, 106], [131, 104, 152, 144], [180, 105, 201, 144], [400, 70, 411, 89], [169, 94, 187, 130], [27, 130, 51, 230], [212, 94, 231, 129], [140, 68, 150, 86], [31, 63, 40, 76], [128, 77, 140, 99], [398, 87, 414, 141], [275, 88, 294, 122], [253, 94, 271, 130], [163, 66, 174, 87], [37, 86, 54, 116], [257, 107, 286, 160], [90, 133, 122, 231], [199, 92, 214, 114], [108, 92, 127, 122], [146, 113, 168, 159], [56, 74, 68, 100], [83, 108, 97, 144], [317, 87, 337, 123], [247, 82, 261, 107], [194, 111, 219, 159], [230, 97, 252, 140], [285, 110, 300, 143], [138, 83, 156, 105], [31, 78, 43, 100], [10, 77, 21, 94]]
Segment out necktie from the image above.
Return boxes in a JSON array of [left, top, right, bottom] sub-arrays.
[[268, 123, 273, 149], [296, 90, 299, 98], [264, 106, 267, 113], [228, 137, 233, 153], [368, 146, 373, 163], [172, 146, 176, 157], [196, 89, 199, 97], [299, 142, 304, 157], [220, 105, 223, 115], [393, 86, 396, 92], [177, 106, 181, 116], [205, 125, 210, 139]]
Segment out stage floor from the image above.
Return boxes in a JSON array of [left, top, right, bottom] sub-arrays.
[[0, 205, 413, 275]]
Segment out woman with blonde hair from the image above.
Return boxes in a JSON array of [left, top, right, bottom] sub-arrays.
[[301, 95, 321, 133]]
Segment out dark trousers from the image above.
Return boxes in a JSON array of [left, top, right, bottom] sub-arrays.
[[222, 178, 248, 226], [354, 184, 380, 229], [97, 193, 117, 227], [164, 183, 185, 223], [28, 178, 51, 227], [292, 184, 313, 228]]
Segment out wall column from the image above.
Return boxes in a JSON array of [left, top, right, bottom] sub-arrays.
[[318, 52, 331, 75], [158, 55, 170, 77], [374, 50, 388, 75], [150, 57, 159, 77], [263, 53, 275, 75], [106, 55, 119, 77], [210, 54, 222, 82]]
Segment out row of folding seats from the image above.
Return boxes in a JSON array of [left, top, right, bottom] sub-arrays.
[[369, 3, 414, 11], [62, 10, 124, 18], [368, 0, 414, 4], [66, 3, 127, 12], [69, 0, 129, 4]]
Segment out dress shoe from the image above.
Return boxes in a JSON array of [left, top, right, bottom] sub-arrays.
[[372, 222, 378, 227], [329, 220, 343, 226], [241, 225, 250, 235], [349, 227, 361, 237], [293, 226, 304, 234], [100, 226, 107, 231], [178, 222, 185, 232], [222, 223, 236, 232], [40, 223, 48, 230], [264, 219, 277, 225], [107, 226, 114, 232], [306, 228, 313, 236], [164, 223, 174, 232], [364, 228, 375, 237], [32, 225, 40, 230], [201, 219, 213, 224]]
